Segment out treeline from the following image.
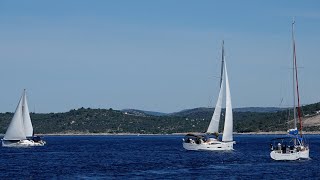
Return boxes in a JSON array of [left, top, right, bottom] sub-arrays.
[[0, 102, 319, 134]]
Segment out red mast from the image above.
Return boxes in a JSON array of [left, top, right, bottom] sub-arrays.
[[292, 20, 303, 137]]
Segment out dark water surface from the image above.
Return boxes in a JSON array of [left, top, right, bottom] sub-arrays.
[[1, 135, 319, 179]]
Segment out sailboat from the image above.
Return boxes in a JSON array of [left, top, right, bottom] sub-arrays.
[[2, 89, 46, 147], [270, 20, 309, 160], [183, 41, 235, 151]]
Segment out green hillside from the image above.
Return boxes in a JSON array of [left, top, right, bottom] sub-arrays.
[[1, 102, 320, 134]]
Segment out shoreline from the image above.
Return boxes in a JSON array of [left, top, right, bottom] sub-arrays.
[[1, 131, 318, 136], [31, 131, 320, 136]]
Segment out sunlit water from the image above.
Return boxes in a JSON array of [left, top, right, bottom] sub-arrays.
[[0, 135, 319, 179]]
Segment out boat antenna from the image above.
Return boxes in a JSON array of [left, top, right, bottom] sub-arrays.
[[220, 40, 225, 87], [292, 18, 303, 137]]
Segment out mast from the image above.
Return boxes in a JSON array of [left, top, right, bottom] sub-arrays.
[[220, 40, 225, 87], [292, 20, 303, 137], [292, 20, 297, 129]]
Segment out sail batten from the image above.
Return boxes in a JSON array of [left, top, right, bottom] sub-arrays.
[[222, 60, 233, 142]]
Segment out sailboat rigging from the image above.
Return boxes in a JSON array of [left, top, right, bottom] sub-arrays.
[[270, 20, 309, 160], [2, 89, 46, 147], [183, 41, 235, 151]]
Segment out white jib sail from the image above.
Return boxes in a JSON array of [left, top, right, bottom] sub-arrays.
[[222, 60, 233, 142], [3, 94, 27, 140], [22, 90, 33, 137], [207, 71, 224, 133]]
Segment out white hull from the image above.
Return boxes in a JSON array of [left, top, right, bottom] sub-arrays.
[[2, 139, 46, 147], [270, 148, 309, 161], [183, 140, 234, 151]]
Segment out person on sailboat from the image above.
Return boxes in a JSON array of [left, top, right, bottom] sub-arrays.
[[277, 143, 281, 151]]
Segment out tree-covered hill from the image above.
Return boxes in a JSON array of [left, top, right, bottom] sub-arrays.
[[0, 108, 196, 134], [0, 102, 320, 134]]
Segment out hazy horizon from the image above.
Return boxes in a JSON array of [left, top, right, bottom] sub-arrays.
[[1, 0, 320, 113]]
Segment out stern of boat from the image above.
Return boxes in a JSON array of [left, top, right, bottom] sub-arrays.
[[299, 148, 310, 159], [270, 150, 300, 161]]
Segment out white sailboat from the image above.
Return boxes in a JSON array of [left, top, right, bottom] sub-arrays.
[[270, 20, 309, 160], [2, 89, 46, 147], [183, 41, 235, 151]]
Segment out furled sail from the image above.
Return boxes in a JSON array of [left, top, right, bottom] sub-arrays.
[[222, 60, 233, 142], [3, 94, 27, 140], [22, 90, 33, 137], [207, 71, 224, 133]]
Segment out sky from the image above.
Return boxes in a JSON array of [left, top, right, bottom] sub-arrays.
[[0, 0, 320, 113]]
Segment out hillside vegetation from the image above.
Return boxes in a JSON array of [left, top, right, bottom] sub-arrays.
[[0, 103, 320, 134]]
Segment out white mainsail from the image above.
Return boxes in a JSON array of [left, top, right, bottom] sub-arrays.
[[22, 90, 33, 137], [3, 95, 27, 140], [222, 60, 233, 142], [207, 71, 224, 133]]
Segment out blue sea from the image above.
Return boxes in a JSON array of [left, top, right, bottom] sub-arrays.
[[1, 135, 319, 179]]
